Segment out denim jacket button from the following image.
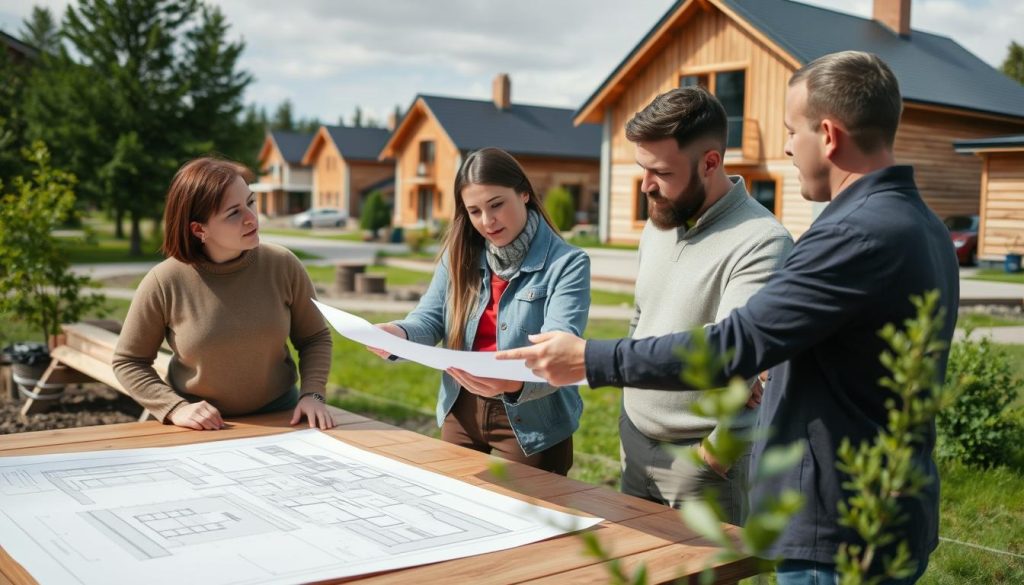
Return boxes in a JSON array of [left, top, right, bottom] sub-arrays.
[[500, 323, 508, 331]]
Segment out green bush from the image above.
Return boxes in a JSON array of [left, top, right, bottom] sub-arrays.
[[938, 334, 1024, 468], [544, 186, 575, 232], [405, 227, 431, 254], [359, 191, 391, 238]]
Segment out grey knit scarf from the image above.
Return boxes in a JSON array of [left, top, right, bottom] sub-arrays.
[[485, 209, 540, 280]]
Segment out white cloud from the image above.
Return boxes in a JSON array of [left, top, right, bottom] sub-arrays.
[[2, 0, 1019, 123]]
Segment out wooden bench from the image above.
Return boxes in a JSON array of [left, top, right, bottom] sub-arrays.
[[20, 323, 171, 421]]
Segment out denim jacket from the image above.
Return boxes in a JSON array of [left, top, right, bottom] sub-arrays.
[[392, 220, 591, 456]]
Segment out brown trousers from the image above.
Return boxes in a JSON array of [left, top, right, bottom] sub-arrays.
[[442, 389, 573, 476]]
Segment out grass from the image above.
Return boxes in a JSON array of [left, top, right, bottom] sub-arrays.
[[567, 233, 639, 251], [306, 265, 435, 289], [967, 269, 1024, 284], [261, 228, 367, 242], [956, 312, 1024, 329], [3, 281, 1021, 583]]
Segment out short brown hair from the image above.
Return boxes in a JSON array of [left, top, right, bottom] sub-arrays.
[[625, 87, 728, 152], [789, 51, 902, 153], [161, 157, 253, 263]]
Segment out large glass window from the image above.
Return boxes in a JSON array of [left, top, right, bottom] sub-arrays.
[[678, 69, 746, 149], [715, 71, 745, 149]]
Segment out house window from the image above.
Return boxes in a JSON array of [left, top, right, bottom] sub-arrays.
[[680, 74, 708, 89], [419, 140, 435, 164], [679, 69, 746, 149], [750, 179, 777, 214], [417, 187, 434, 221], [633, 179, 648, 223]]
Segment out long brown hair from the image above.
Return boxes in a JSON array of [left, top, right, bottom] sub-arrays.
[[443, 147, 560, 350]]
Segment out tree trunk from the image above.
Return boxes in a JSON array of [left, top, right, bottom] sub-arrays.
[[114, 208, 125, 239], [129, 212, 142, 256]]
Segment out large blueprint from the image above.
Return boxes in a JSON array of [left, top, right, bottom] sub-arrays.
[[0, 430, 601, 584]]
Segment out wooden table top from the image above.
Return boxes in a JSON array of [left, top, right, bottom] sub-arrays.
[[0, 407, 759, 585]]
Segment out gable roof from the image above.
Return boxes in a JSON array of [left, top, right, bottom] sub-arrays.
[[1, 30, 39, 62], [323, 126, 391, 162], [383, 95, 601, 161], [577, 0, 1024, 123], [954, 135, 1024, 153], [268, 130, 315, 165]]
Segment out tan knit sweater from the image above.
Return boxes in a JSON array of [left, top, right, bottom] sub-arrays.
[[113, 243, 332, 422]]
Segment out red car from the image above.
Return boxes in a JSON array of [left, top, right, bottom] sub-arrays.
[[944, 215, 979, 266]]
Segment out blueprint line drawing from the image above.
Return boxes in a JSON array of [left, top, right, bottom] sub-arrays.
[[0, 430, 602, 585]]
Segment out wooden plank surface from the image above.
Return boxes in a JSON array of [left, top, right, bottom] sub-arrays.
[[0, 407, 759, 585]]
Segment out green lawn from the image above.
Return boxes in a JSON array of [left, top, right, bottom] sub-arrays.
[[306, 265, 435, 289], [567, 233, 639, 251], [261, 228, 367, 242], [956, 312, 1024, 329], [3, 292, 1021, 583], [967, 269, 1024, 284]]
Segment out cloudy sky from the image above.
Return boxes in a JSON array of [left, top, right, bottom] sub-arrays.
[[1, 0, 1020, 126]]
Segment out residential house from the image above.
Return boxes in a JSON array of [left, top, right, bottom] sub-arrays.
[[379, 74, 601, 227], [575, 0, 1024, 243], [955, 135, 1024, 262], [1, 30, 38, 64], [301, 125, 393, 219], [252, 130, 314, 217]]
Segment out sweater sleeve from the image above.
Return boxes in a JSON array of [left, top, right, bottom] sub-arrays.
[[112, 269, 185, 422], [286, 254, 333, 395]]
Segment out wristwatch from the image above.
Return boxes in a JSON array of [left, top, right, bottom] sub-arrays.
[[300, 392, 326, 403]]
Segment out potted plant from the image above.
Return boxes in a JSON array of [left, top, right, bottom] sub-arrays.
[[0, 143, 107, 399]]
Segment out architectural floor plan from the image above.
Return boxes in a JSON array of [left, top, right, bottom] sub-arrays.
[[0, 430, 600, 585]]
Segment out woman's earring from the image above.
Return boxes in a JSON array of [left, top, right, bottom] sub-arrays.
[[200, 234, 207, 244]]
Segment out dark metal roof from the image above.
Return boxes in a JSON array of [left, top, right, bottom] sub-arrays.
[[578, 0, 1024, 120], [324, 126, 392, 162], [1, 30, 39, 61], [954, 135, 1024, 152], [359, 176, 395, 195], [422, 95, 600, 159], [270, 130, 315, 165]]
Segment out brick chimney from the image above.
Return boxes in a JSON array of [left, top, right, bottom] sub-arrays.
[[873, 0, 911, 37], [493, 73, 511, 110]]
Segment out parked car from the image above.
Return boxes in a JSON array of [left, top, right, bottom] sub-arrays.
[[944, 214, 979, 266], [291, 208, 347, 228]]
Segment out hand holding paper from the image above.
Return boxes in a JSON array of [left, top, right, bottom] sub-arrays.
[[313, 300, 586, 385]]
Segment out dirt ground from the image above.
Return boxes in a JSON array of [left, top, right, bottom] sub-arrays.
[[1, 382, 143, 435]]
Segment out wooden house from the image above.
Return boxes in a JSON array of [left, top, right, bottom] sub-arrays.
[[301, 125, 393, 219], [575, 0, 1024, 242], [955, 135, 1024, 262], [252, 130, 314, 217], [379, 75, 601, 227]]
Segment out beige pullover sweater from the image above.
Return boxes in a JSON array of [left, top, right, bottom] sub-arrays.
[[113, 243, 332, 422], [627, 177, 793, 442]]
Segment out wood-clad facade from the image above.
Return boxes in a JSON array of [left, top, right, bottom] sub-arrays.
[[577, 0, 1024, 243], [383, 98, 462, 226], [954, 141, 1024, 260], [302, 127, 393, 219], [254, 134, 312, 218], [381, 95, 600, 228]]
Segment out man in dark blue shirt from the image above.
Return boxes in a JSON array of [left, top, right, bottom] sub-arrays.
[[498, 51, 959, 584]]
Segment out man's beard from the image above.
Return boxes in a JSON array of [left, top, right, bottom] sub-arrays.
[[646, 169, 706, 230]]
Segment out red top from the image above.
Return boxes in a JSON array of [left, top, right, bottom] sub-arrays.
[[472, 273, 510, 352]]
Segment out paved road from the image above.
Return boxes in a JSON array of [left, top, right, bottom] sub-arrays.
[[74, 232, 1024, 306]]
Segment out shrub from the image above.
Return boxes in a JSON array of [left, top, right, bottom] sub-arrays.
[[359, 191, 391, 238], [544, 186, 575, 232], [937, 334, 1023, 468], [404, 227, 431, 254]]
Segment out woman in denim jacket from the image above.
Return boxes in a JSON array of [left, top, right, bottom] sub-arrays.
[[370, 148, 590, 475]]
